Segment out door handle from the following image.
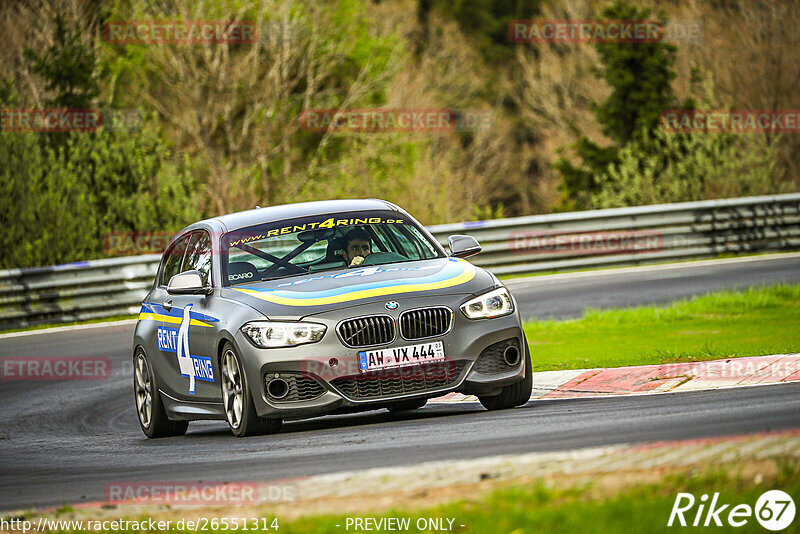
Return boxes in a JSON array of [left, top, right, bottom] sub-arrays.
[[163, 299, 173, 311]]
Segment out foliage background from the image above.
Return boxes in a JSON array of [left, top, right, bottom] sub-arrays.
[[0, 0, 797, 268]]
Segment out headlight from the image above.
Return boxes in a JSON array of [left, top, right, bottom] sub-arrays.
[[460, 287, 514, 319], [241, 321, 326, 348]]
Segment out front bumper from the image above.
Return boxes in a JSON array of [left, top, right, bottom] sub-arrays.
[[232, 295, 526, 419]]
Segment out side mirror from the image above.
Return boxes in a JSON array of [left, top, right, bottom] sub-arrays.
[[447, 235, 481, 258], [167, 270, 211, 295]]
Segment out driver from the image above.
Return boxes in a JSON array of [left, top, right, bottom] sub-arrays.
[[341, 228, 372, 266]]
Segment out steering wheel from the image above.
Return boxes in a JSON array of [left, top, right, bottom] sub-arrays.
[[356, 252, 408, 266]]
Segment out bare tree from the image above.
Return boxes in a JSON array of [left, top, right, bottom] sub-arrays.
[[104, 0, 397, 215]]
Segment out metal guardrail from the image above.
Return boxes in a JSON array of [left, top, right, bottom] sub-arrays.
[[428, 193, 800, 276], [0, 255, 161, 330], [1, 193, 799, 330]]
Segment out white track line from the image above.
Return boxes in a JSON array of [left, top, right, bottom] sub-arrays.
[[504, 251, 800, 286], [0, 319, 138, 339]]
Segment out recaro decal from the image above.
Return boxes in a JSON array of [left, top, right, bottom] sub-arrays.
[[229, 272, 254, 281]]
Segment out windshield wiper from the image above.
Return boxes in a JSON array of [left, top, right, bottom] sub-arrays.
[[259, 274, 304, 282]]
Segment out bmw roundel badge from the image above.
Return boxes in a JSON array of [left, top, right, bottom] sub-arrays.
[[385, 301, 399, 310]]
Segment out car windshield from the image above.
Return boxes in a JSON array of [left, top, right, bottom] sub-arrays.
[[221, 210, 443, 286]]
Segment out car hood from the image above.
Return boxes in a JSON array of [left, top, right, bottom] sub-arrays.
[[219, 257, 494, 318]]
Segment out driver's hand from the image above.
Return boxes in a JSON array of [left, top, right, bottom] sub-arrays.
[[349, 256, 365, 266]]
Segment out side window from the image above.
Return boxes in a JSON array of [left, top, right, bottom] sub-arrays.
[[161, 234, 190, 286], [184, 231, 213, 286]]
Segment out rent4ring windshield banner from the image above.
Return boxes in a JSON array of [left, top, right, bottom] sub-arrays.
[[221, 210, 442, 285]]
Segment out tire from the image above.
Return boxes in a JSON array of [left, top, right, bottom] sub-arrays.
[[134, 348, 189, 438], [387, 398, 427, 413], [220, 342, 282, 437], [478, 337, 532, 411]]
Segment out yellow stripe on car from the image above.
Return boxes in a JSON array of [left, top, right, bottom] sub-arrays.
[[137, 312, 213, 328], [234, 263, 477, 306]]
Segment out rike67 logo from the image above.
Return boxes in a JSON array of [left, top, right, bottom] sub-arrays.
[[668, 490, 796, 530]]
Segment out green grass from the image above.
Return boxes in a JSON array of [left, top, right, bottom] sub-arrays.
[[275, 462, 800, 534], [524, 284, 800, 372], [34, 458, 800, 533]]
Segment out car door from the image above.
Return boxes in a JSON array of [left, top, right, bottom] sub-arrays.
[[159, 230, 221, 401], [146, 232, 190, 399]]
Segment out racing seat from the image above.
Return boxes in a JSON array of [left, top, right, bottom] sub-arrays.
[[227, 261, 259, 283], [325, 236, 346, 262], [308, 237, 347, 272]]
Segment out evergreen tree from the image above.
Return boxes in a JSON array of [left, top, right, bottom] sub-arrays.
[[593, 2, 676, 145], [24, 10, 99, 110], [555, 0, 678, 208], [418, 0, 542, 63]]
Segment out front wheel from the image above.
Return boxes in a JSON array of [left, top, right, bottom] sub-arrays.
[[478, 339, 532, 411], [221, 343, 282, 437], [134, 348, 188, 438]]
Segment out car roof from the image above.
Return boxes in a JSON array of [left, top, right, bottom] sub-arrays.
[[207, 199, 401, 231]]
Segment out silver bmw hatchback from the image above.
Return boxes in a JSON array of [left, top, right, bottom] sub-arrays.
[[133, 199, 531, 438]]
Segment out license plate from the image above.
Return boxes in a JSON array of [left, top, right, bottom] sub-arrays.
[[358, 341, 445, 372]]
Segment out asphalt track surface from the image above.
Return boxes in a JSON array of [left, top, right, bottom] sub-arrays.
[[1, 255, 799, 512]]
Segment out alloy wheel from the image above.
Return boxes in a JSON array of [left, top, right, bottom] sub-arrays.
[[134, 352, 153, 428], [222, 349, 244, 429]]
